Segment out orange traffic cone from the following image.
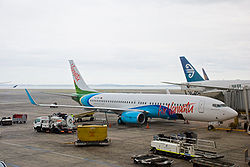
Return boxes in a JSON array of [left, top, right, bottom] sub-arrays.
[[109, 123, 112, 128], [146, 123, 149, 129]]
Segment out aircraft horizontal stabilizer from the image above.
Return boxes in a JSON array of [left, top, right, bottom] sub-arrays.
[[0, 81, 11, 84], [24, 89, 144, 114]]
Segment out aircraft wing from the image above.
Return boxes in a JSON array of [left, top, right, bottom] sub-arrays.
[[25, 89, 144, 114], [162, 81, 237, 91], [0, 81, 11, 84], [39, 91, 75, 97]]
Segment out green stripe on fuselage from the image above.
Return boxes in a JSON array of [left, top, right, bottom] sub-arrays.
[[72, 83, 98, 104], [74, 82, 97, 94]]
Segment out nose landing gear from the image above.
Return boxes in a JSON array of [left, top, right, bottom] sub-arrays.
[[208, 121, 222, 131], [208, 125, 215, 131]]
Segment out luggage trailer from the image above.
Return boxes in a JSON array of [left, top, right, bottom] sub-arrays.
[[150, 134, 237, 167]]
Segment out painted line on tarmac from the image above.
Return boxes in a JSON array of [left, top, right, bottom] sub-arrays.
[[1, 141, 121, 167]]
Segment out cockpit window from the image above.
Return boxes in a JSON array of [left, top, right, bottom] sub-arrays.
[[212, 104, 227, 107]]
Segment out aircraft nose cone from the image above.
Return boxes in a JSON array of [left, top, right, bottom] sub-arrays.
[[229, 108, 238, 118]]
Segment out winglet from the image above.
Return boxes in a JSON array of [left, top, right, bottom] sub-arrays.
[[25, 89, 37, 105]]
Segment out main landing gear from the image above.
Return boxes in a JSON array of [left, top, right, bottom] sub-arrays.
[[117, 117, 125, 125]]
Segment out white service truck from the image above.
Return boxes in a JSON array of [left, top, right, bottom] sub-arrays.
[[151, 133, 237, 167], [33, 113, 75, 133], [151, 133, 222, 159]]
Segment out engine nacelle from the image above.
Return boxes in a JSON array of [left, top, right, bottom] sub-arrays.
[[121, 111, 145, 124]]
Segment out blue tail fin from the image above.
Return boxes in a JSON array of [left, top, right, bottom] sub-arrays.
[[202, 68, 209, 80], [179, 56, 204, 82]]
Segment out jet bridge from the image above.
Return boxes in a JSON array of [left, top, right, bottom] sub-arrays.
[[224, 87, 250, 112], [224, 86, 250, 131]]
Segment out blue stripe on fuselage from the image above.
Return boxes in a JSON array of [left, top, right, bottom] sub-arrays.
[[80, 93, 100, 107], [79, 94, 178, 120], [132, 105, 178, 119]]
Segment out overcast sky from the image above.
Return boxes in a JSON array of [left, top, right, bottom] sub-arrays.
[[1, 0, 250, 85]]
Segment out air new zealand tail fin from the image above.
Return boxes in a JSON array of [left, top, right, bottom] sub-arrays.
[[69, 60, 97, 95], [179, 56, 204, 82], [202, 68, 209, 80]]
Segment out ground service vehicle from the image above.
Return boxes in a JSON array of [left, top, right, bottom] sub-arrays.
[[150, 133, 238, 166], [33, 113, 75, 133], [12, 114, 27, 124], [74, 112, 95, 122], [151, 133, 223, 159], [0, 117, 12, 126], [74, 125, 110, 146], [131, 154, 174, 166]]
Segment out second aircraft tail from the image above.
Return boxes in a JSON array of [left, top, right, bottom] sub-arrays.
[[179, 56, 204, 82]]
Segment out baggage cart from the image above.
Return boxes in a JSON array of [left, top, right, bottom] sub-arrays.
[[12, 114, 27, 124], [74, 125, 111, 146]]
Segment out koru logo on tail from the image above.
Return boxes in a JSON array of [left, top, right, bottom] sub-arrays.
[[185, 64, 194, 78]]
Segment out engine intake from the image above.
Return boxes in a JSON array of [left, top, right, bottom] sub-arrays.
[[121, 111, 145, 124]]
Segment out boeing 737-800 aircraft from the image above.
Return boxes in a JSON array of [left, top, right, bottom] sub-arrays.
[[25, 60, 238, 130], [163, 56, 250, 95]]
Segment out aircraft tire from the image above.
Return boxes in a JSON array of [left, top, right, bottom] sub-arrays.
[[117, 118, 124, 125], [145, 117, 148, 124], [208, 125, 214, 131]]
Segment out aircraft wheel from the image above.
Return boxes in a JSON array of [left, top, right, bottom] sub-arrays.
[[117, 118, 123, 125], [208, 125, 214, 131]]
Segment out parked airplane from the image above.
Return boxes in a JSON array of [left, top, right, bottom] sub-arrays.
[[25, 60, 238, 130], [163, 56, 250, 95]]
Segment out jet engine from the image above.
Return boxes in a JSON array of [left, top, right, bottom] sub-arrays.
[[120, 111, 146, 124]]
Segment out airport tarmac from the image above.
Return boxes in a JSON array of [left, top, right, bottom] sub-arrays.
[[0, 89, 249, 167]]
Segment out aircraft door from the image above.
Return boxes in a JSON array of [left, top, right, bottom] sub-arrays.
[[198, 100, 204, 113]]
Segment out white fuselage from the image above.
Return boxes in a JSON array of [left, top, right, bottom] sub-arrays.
[[80, 93, 238, 122]]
